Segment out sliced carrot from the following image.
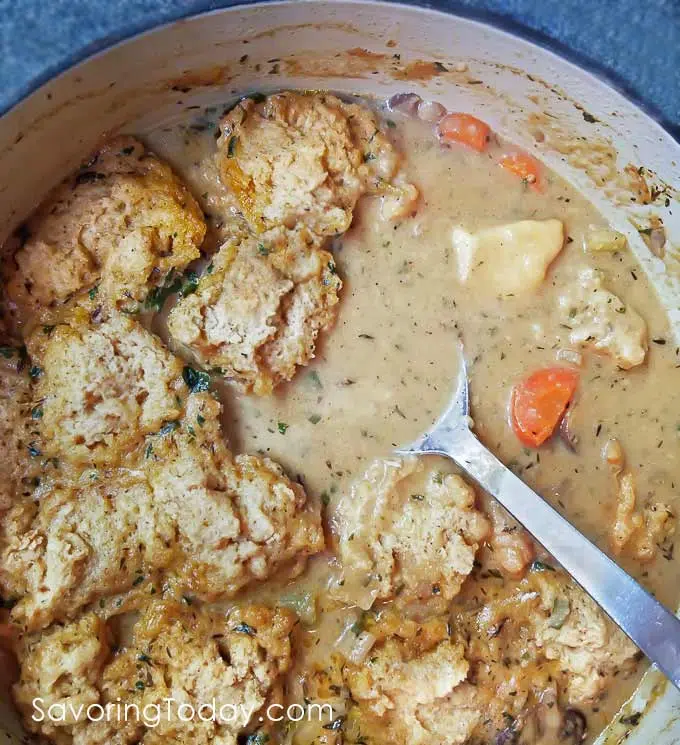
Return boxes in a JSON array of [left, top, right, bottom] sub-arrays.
[[438, 113, 491, 152], [510, 367, 579, 448], [499, 150, 543, 190]]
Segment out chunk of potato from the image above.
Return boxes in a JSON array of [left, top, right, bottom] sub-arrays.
[[451, 219, 564, 296]]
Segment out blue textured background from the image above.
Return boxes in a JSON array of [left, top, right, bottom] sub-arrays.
[[0, 0, 677, 128]]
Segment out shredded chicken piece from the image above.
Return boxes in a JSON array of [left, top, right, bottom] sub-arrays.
[[612, 473, 674, 561], [605, 439, 675, 561], [558, 267, 648, 369], [603, 436, 625, 471], [481, 499, 535, 576]]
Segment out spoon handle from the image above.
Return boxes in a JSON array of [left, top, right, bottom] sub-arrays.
[[446, 426, 680, 691]]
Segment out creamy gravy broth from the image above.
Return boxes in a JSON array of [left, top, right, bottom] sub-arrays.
[[2, 92, 678, 745]]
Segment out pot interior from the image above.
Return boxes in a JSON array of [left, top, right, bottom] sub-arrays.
[[1, 2, 679, 743]]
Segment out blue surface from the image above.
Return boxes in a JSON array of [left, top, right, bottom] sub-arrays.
[[0, 0, 677, 127]]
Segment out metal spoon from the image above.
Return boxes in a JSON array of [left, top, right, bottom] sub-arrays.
[[399, 350, 680, 691]]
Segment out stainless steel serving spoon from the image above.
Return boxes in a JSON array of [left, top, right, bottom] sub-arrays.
[[399, 349, 680, 691]]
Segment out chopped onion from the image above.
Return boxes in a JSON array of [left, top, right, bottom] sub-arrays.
[[648, 226, 667, 258], [559, 412, 579, 453], [334, 619, 377, 664], [548, 596, 571, 629], [387, 92, 422, 116], [348, 631, 377, 664], [350, 580, 380, 611], [584, 229, 627, 253], [334, 619, 361, 658], [556, 348, 583, 366], [284, 698, 347, 745], [417, 100, 446, 123], [278, 591, 317, 625]]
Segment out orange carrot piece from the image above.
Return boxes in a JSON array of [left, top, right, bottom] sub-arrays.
[[499, 150, 543, 190], [510, 367, 579, 448], [438, 113, 491, 152]]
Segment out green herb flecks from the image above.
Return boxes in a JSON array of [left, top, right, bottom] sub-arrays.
[[180, 271, 199, 297], [245, 734, 270, 745], [158, 420, 180, 436], [145, 275, 181, 310], [183, 366, 210, 393], [530, 560, 555, 573], [233, 622, 257, 636], [323, 717, 345, 731], [307, 370, 323, 390], [145, 268, 200, 311]]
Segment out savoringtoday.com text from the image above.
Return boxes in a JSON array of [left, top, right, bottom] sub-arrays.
[[32, 698, 335, 728]]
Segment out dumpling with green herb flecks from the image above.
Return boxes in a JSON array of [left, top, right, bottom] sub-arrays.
[[3, 136, 205, 334], [168, 228, 341, 395]]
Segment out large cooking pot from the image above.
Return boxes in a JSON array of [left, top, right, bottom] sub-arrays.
[[1, 2, 678, 742]]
